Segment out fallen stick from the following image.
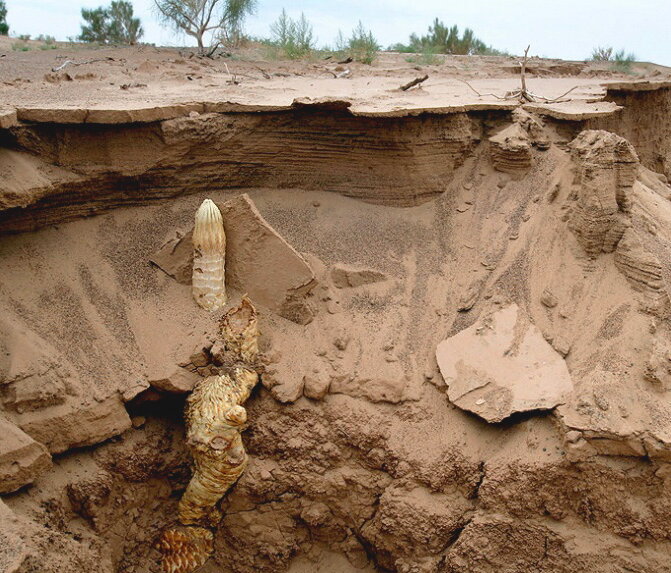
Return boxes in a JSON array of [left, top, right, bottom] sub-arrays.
[[52, 60, 74, 72], [328, 69, 351, 79], [254, 65, 271, 80], [400, 74, 429, 91], [51, 58, 112, 72]]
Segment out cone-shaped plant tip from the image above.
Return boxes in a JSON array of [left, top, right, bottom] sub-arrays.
[[192, 199, 226, 311]]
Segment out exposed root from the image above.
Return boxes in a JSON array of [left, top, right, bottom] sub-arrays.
[[458, 46, 586, 104], [160, 296, 262, 572]]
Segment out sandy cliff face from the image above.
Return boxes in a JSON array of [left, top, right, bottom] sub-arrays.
[[2, 81, 671, 573], [0, 105, 478, 234]]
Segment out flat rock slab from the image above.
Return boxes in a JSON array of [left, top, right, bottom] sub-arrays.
[[221, 194, 316, 320], [436, 304, 572, 422], [523, 101, 622, 121], [0, 417, 51, 494], [151, 193, 316, 324]]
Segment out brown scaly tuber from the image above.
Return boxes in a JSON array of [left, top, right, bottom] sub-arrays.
[[160, 298, 261, 573], [158, 527, 213, 573], [192, 199, 227, 311], [177, 369, 257, 526]]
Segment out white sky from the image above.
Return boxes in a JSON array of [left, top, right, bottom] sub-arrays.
[[6, 0, 671, 65]]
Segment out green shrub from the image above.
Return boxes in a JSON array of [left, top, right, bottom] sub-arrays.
[[389, 42, 415, 53], [590, 46, 636, 72], [269, 8, 315, 59], [342, 21, 379, 64], [612, 49, 636, 73], [18, 33, 30, 41], [398, 18, 494, 55], [36, 34, 56, 45], [11, 41, 30, 51], [591, 46, 613, 61], [79, 0, 143, 44]]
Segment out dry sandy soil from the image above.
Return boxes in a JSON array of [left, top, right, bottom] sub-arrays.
[[2, 43, 671, 573]]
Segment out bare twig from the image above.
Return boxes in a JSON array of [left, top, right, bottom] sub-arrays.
[[205, 42, 220, 58], [254, 65, 271, 80], [457, 46, 586, 106], [223, 62, 239, 85], [543, 85, 583, 103], [519, 45, 530, 99], [400, 74, 429, 91], [456, 78, 508, 100], [327, 68, 351, 78], [52, 60, 74, 72], [51, 58, 112, 72]]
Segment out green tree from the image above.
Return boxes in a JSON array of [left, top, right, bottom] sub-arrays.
[[270, 9, 315, 59], [79, 1, 143, 44], [0, 0, 9, 36], [345, 21, 379, 64], [108, 1, 144, 44], [154, 0, 256, 54], [79, 7, 110, 43]]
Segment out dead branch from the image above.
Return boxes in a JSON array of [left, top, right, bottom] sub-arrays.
[[459, 46, 585, 105], [327, 69, 351, 79], [51, 58, 112, 72], [223, 62, 239, 85], [543, 85, 583, 103], [254, 66, 271, 80], [456, 78, 508, 100], [400, 74, 429, 91], [519, 44, 530, 100], [205, 42, 221, 58]]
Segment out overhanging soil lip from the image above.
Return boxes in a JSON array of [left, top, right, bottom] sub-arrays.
[[10, 98, 523, 126]]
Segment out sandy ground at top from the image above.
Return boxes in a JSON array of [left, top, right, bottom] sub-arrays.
[[1, 39, 671, 115]]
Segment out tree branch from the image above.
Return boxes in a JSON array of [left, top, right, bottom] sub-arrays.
[[400, 74, 429, 91]]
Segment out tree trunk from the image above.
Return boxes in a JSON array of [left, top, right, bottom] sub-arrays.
[[196, 33, 204, 55]]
